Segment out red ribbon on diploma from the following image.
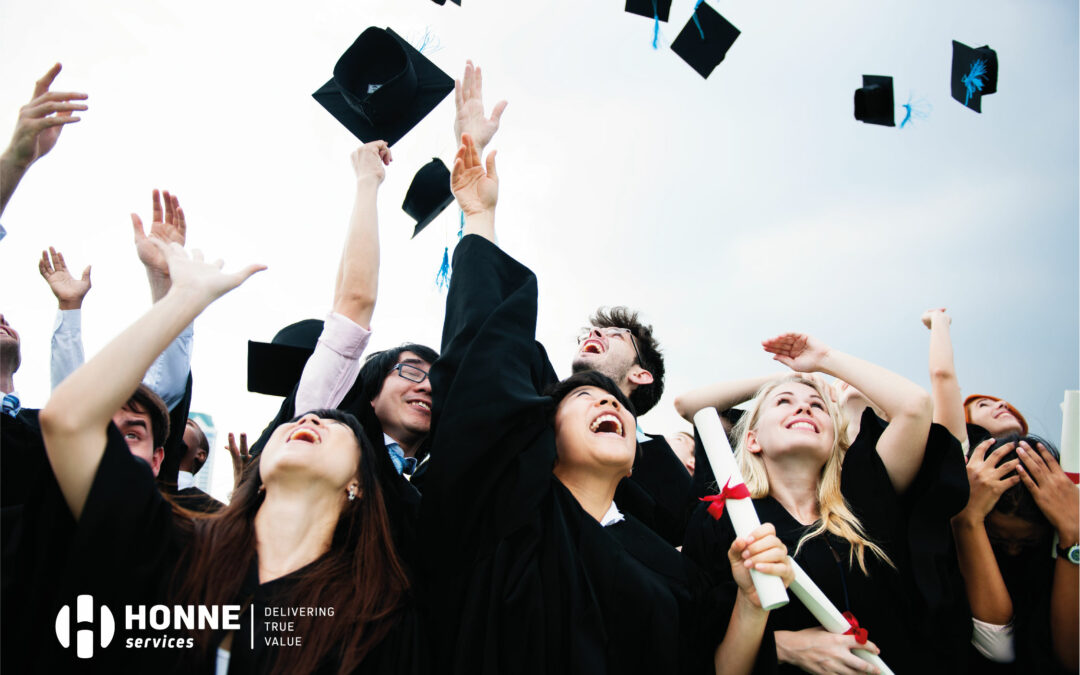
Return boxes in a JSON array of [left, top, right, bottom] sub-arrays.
[[843, 612, 869, 645], [699, 479, 751, 520]]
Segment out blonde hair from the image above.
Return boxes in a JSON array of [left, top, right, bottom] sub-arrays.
[[734, 374, 892, 575]]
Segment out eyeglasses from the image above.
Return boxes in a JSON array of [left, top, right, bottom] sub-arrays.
[[576, 327, 643, 366], [392, 363, 429, 383]]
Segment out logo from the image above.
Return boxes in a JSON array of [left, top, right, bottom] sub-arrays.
[[55, 594, 116, 659]]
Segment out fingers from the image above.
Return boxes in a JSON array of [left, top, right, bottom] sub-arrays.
[[33, 63, 63, 98], [81, 265, 91, 282], [485, 150, 498, 180], [453, 78, 464, 110], [374, 140, 392, 165], [152, 189, 163, 224], [234, 264, 269, 284], [164, 190, 176, 226], [990, 458, 1020, 480], [983, 441, 1016, 468], [22, 99, 89, 119], [53, 247, 68, 272], [968, 437, 995, 464], [490, 99, 507, 126], [38, 250, 52, 277], [240, 432, 249, 457], [177, 206, 187, 238], [1017, 442, 1049, 484]]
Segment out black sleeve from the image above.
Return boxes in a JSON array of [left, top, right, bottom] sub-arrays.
[[839, 409, 900, 536], [422, 235, 557, 549], [158, 371, 193, 487]]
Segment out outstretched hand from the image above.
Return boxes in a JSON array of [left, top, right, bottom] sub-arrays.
[[762, 333, 832, 373], [38, 246, 91, 310], [451, 133, 498, 217], [454, 61, 507, 152], [153, 240, 265, 304], [132, 189, 187, 279], [351, 140, 392, 183], [4, 63, 87, 169]]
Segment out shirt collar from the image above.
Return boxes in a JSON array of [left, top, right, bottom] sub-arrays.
[[635, 423, 649, 443], [177, 470, 195, 490], [384, 434, 418, 476], [600, 501, 625, 527]]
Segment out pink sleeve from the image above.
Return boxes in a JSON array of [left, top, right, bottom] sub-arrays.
[[294, 312, 372, 416]]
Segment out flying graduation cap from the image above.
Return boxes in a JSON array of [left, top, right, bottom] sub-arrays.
[[854, 75, 895, 127], [951, 40, 998, 113], [670, 2, 740, 79], [313, 27, 454, 146], [431, 0, 461, 5], [403, 158, 454, 239], [247, 319, 323, 397]]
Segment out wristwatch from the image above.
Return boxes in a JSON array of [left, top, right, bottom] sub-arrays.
[[1057, 543, 1080, 565]]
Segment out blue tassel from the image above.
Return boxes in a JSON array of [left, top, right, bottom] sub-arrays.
[[651, 0, 660, 49], [900, 102, 913, 128], [458, 209, 465, 240], [692, 0, 705, 40], [961, 59, 987, 106], [900, 93, 932, 129], [435, 247, 451, 290], [415, 27, 441, 54]]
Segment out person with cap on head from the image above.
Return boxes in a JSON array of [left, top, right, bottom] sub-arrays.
[[921, 309, 1078, 671], [418, 117, 795, 674]]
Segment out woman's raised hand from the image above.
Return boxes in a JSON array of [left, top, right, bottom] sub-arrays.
[[153, 240, 265, 304], [451, 133, 498, 217], [763, 333, 832, 373]]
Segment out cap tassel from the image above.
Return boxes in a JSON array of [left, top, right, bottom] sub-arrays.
[[435, 247, 451, 290], [962, 59, 987, 106], [651, 0, 660, 49], [900, 93, 931, 129], [692, 0, 705, 39]]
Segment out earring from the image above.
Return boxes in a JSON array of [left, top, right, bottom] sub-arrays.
[[257, 485, 266, 496], [347, 485, 357, 502]]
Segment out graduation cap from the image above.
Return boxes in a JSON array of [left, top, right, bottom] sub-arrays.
[[670, 2, 740, 79], [854, 75, 895, 127], [431, 0, 461, 4], [625, 0, 671, 21], [247, 319, 323, 397], [313, 27, 454, 146], [403, 158, 454, 239], [951, 40, 998, 113]]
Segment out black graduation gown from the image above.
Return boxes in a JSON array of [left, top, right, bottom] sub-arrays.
[[683, 409, 970, 674], [614, 432, 695, 546], [174, 485, 225, 513], [420, 235, 741, 675], [4, 423, 425, 674]]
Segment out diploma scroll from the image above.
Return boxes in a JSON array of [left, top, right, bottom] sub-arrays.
[[788, 558, 895, 675], [693, 408, 789, 611]]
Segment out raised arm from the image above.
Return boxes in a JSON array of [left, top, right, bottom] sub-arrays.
[[0, 64, 87, 217], [922, 309, 967, 446], [40, 246, 91, 390], [39, 242, 264, 519], [293, 141, 389, 415], [451, 133, 497, 243], [764, 333, 932, 493], [453, 60, 507, 154], [674, 374, 778, 423]]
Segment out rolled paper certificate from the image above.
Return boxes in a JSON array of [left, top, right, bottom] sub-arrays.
[[1061, 390, 1079, 485], [788, 558, 895, 675], [693, 407, 789, 611]]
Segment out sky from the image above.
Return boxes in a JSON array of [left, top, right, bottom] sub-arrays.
[[1, 0, 1077, 501]]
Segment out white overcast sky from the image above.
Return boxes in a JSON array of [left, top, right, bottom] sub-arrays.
[[1, 0, 1077, 500]]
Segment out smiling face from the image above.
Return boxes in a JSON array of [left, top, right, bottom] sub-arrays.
[[967, 397, 1025, 436], [259, 413, 362, 494], [553, 385, 637, 480], [112, 402, 164, 476], [571, 327, 642, 393], [746, 381, 836, 467], [370, 351, 432, 447]]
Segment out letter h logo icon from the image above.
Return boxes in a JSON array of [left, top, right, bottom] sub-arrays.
[[55, 595, 115, 659]]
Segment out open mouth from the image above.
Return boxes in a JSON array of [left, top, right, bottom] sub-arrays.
[[581, 339, 604, 355], [287, 427, 321, 444], [408, 400, 431, 413], [786, 419, 818, 433], [589, 413, 624, 437]]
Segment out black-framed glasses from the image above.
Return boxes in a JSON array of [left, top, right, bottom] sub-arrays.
[[393, 363, 429, 383], [576, 327, 643, 366]]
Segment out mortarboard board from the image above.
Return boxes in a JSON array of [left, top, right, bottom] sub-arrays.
[[247, 319, 323, 397], [951, 40, 998, 113], [854, 75, 895, 127], [625, 0, 671, 22], [313, 27, 454, 146], [403, 158, 455, 239], [431, 0, 462, 4], [670, 2, 740, 79]]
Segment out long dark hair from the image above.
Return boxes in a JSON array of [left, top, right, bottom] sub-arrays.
[[170, 409, 411, 674]]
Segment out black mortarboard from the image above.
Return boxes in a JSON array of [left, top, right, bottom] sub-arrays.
[[670, 3, 740, 79], [625, 0, 670, 21], [403, 158, 454, 239], [854, 75, 895, 127], [431, 0, 461, 4], [313, 27, 454, 146], [951, 41, 998, 113], [247, 319, 323, 397]]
